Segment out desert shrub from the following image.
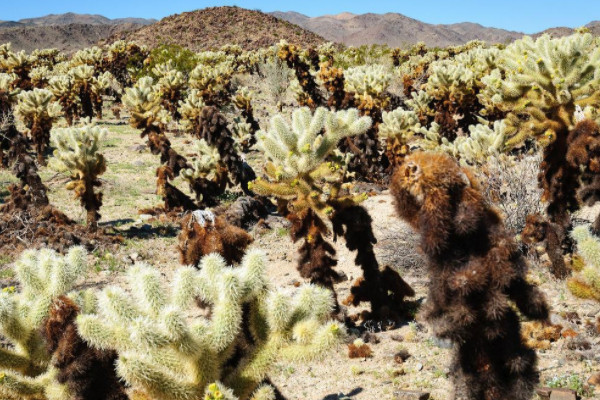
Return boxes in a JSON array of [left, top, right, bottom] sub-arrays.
[[134, 44, 196, 81]]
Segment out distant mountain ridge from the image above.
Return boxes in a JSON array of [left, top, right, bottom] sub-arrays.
[[0, 12, 155, 28], [270, 11, 600, 47]]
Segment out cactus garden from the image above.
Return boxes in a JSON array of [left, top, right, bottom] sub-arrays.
[[0, 8, 599, 400]]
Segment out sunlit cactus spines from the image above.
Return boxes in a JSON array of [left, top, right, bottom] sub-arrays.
[[0, 246, 89, 400], [48, 75, 78, 126], [71, 46, 103, 68], [50, 124, 107, 230], [569, 226, 600, 301], [14, 88, 61, 164], [344, 65, 391, 99], [153, 60, 187, 119], [122, 76, 166, 135], [379, 108, 421, 165], [181, 139, 229, 204], [189, 62, 235, 106], [482, 33, 600, 147], [76, 250, 344, 400], [0, 50, 34, 90], [179, 89, 207, 133]]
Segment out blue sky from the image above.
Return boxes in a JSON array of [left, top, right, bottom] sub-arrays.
[[3, 1, 600, 34]]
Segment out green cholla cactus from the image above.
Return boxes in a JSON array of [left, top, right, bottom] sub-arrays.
[[48, 75, 78, 126], [29, 67, 51, 88], [379, 108, 422, 165], [344, 65, 391, 98], [405, 90, 433, 121], [481, 33, 600, 147], [189, 62, 235, 106], [154, 61, 187, 119], [15, 88, 61, 164], [253, 107, 370, 192], [427, 62, 476, 104], [76, 250, 343, 400], [568, 226, 600, 301], [449, 121, 506, 165], [70, 47, 103, 68], [0, 246, 88, 400], [179, 89, 207, 133], [51, 124, 107, 230], [181, 139, 229, 203], [122, 76, 167, 134], [231, 117, 252, 151], [0, 50, 34, 90]]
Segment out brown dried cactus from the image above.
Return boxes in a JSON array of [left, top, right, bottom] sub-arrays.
[[391, 152, 550, 400], [277, 42, 323, 109], [178, 210, 253, 266], [41, 295, 128, 400]]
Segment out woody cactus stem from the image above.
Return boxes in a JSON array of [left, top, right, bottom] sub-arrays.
[[51, 125, 106, 231], [232, 87, 260, 150], [277, 42, 323, 109], [318, 61, 354, 111], [391, 152, 550, 400], [197, 106, 255, 193]]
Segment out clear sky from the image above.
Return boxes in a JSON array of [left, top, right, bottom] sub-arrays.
[[3, 0, 599, 34]]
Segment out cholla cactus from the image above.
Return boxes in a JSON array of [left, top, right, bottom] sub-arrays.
[[15, 88, 61, 164], [0, 246, 88, 400], [178, 89, 206, 133], [379, 108, 421, 165], [405, 90, 433, 124], [276, 41, 323, 109], [154, 61, 186, 119], [181, 139, 229, 205], [189, 62, 235, 106], [482, 33, 600, 273], [251, 108, 413, 319], [90, 71, 120, 119], [482, 33, 600, 146], [344, 65, 391, 100], [51, 124, 106, 230], [122, 76, 166, 136], [29, 66, 51, 89], [569, 226, 600, 301], [0, 50, 34, 90], [71, 47, 103, 68], [68, 65, 97, 119], [77, 250, 344, 400], [449, 121, 506, 166], [232, 87, 259, 150], [48, 75, 78, 126]]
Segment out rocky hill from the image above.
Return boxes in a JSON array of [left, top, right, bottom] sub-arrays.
[[0, 23, 144, 53], [270, 11, 523, 47], [108, 6, 326, 51]]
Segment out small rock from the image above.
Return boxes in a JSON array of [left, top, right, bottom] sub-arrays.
[[139, 214, 153, 221], [393, 390, 430, 400], [415, 363, 423, 371], [391, 368, 405, 377], [129, 252, 139, 261], [337, 271, 349, 281], [432, 336, 453, 349], [131, 144, 146, 152], [588, 372, 600, 386], [390, 334, 404, 342], [549, 388, 577, 400]]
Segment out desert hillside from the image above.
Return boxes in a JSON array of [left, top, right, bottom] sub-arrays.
[[109, 6, 326, 51]]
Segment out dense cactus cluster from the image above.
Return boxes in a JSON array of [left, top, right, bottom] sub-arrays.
[[3, 27, 600, 400]]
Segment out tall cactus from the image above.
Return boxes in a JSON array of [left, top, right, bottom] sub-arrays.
[[50, 124, 106, 230], [251, 107, 413, 319], [391, 152, 550, 400], [482, 33, 600, 275], [15, 88, 61, 164], [77, 250, 344, 400]]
